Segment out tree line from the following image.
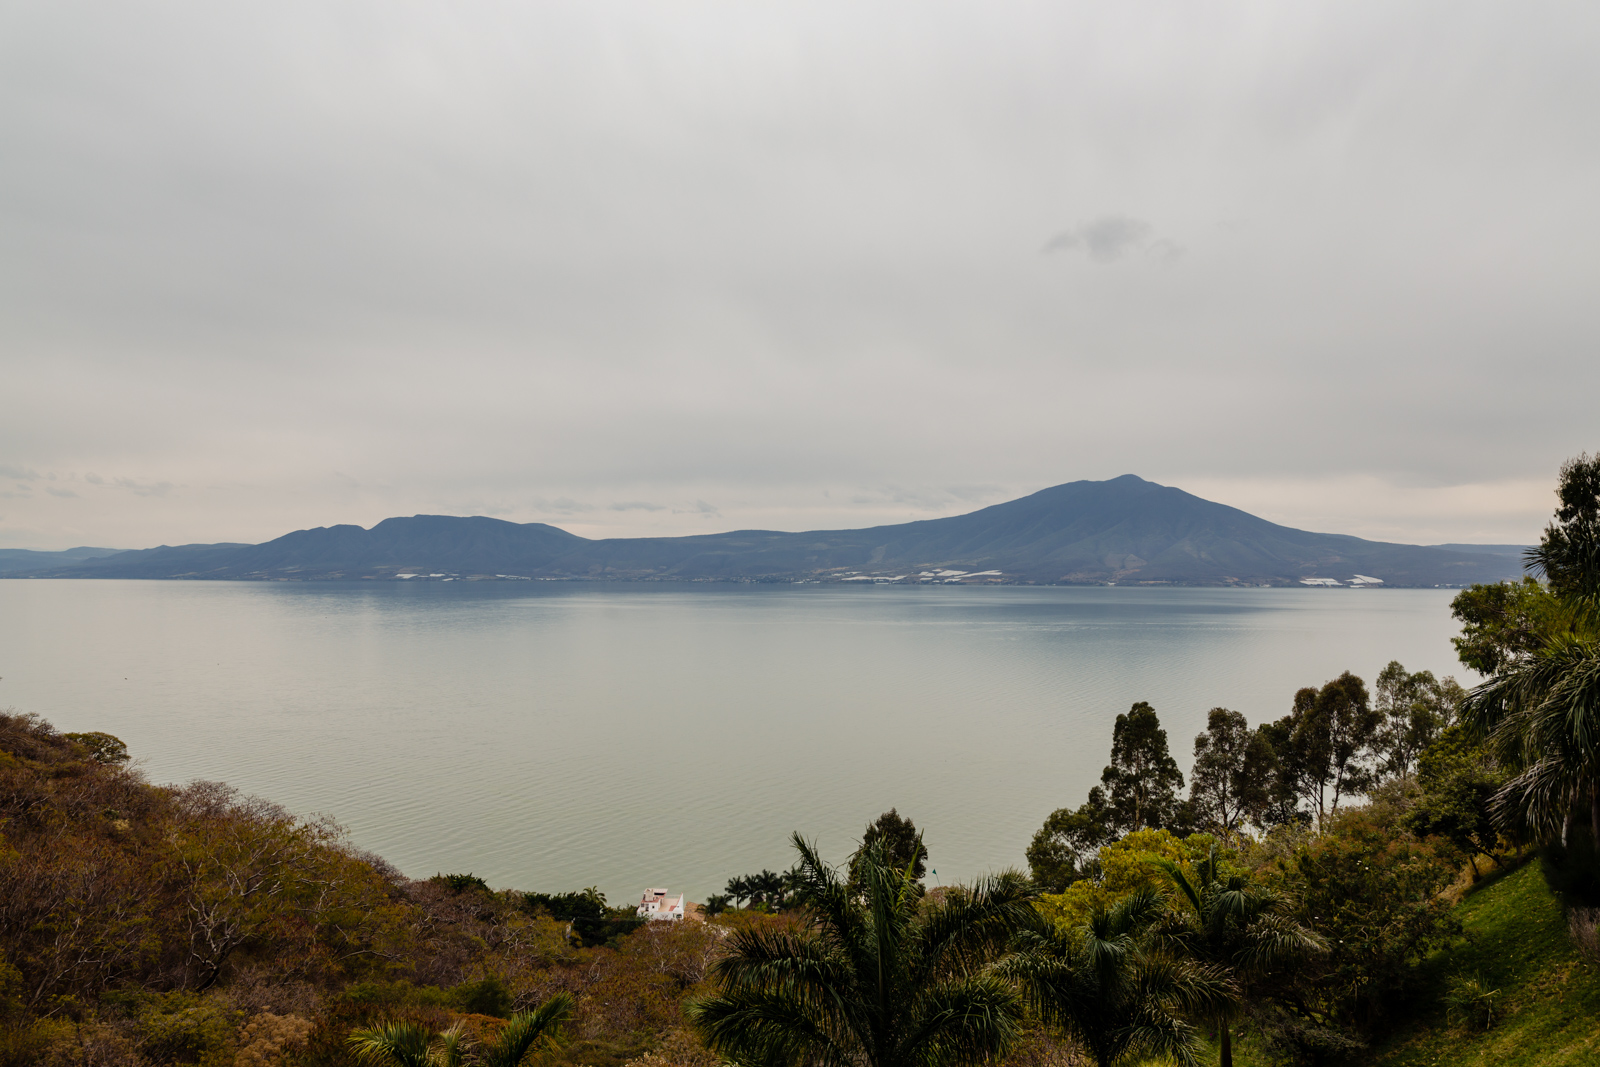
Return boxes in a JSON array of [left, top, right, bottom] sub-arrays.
[[1025, 661, 1468, 893]]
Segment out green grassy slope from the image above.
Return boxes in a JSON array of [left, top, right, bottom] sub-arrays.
[[1367, 861, 1600, 1067], [1212, 862, 1600, 1067]]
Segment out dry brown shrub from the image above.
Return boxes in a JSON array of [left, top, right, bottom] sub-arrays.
[[999, 1024, 1090, 1067], [224, 965, 323, 1019], [235, 1012, 315, 1067], [34, 1019, 140, 1067], [1570, 906, 1600, 965], [620, 1028, 719, 1067]]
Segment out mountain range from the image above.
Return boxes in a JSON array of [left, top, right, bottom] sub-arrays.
[[7, 475, 1529, 587]]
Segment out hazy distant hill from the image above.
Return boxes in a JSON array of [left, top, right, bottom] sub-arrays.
[[0, 546, 123, 574], [14, 475, 1528, 586]]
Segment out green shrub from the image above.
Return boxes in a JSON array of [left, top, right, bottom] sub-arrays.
[[131, 992, 239, 1066], [340, 980, 450, 1009], [1442, 973, 1501, 1031], [432, 872, 491, 894], [449, 975, 512, 1018]]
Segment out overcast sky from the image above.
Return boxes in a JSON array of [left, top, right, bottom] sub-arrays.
[[3, 0, 1597, 551]]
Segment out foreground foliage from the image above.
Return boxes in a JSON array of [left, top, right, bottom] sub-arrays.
[[0, 711, 726, 1067], [689, 834, 1034, 1067], [1365, 861, 1600, 1067], [1149, 847, 1325, 1067], [1001, 886, 1232, 1067]]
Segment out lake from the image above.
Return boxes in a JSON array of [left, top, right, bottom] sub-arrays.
[[0, 580, 1471, 903]]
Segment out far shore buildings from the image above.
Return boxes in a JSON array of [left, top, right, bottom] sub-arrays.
[[636, 888, 686, 921], [1298, 575, 1385, 587]]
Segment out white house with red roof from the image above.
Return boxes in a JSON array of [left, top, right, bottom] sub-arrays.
[[636, 888, 686, 921]]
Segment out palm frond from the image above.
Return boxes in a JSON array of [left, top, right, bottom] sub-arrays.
[[478, 993, 574, 1067], [1146, 856, 1201, 914], [689, 989, 854, 1067], [914, 869, 1036, 980], [430, 1023, 468, 1067], [348, 1020, 435, 1067], [897, 974, 1023, 1067]]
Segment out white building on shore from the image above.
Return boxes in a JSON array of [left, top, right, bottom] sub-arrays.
[[637, 888, 686, 921]]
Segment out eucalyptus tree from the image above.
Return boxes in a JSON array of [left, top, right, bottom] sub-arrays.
[[1373, 661, 1465, 781], [1101, 702, 1186, 832], [998, 887, 1233, 1067], [1270, 674, 1381, 830], [1147, 847, 1327, 1067], [1027, 786, 1114, 892], [1188, 709, 1271, 838], [690, 832, 1036, 1067]]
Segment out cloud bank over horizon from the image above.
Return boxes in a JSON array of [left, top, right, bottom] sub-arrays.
[[3, 1, 1596, 551]]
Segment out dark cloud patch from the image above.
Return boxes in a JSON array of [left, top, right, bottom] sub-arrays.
[[1043, 216, 1183, 263]]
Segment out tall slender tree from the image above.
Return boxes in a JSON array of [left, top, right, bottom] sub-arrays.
[[1101, 702, 1185, 833], [1372, 661, 1464, 781], [1188, 709, 1268, 838], [1279, 674, 1381, 830]]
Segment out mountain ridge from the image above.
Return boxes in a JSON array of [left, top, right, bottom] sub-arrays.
[[10, 475, 1527, 586]]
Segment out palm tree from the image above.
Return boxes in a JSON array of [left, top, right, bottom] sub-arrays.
[[350, 1020, 441, 1067], [1463, 453, 1600, 849], [1462, 631, 1600, 846], [751, 868, 789, 909], [998, 886, 1233, 1067], [477, 995, 576, 1067], [1148, 847, 1326, 1067], [350, 992, 573, 1067], [689, 832, 1036, 1067]]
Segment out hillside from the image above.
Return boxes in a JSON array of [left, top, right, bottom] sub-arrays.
[[1370, 861, 1597, 1066], [13, 475, 1526, 586], [1217, 861, 1600, 1067], [0, 545, 122, 574], [1364, 861, 1600, 1066]]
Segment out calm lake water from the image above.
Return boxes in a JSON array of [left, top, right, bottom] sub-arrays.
[[0, 580, 1471, 902]]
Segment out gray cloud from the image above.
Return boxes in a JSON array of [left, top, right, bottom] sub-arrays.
[[1, 1, 1597, 549], [529, 498, 596, 516], [1044, 216, 1184, 263], [112, 477, 175, 498]]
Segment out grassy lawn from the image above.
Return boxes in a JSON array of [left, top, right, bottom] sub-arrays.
[[1363, 860, 1600, 1067], [1192, 861, 1600, 1067]]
